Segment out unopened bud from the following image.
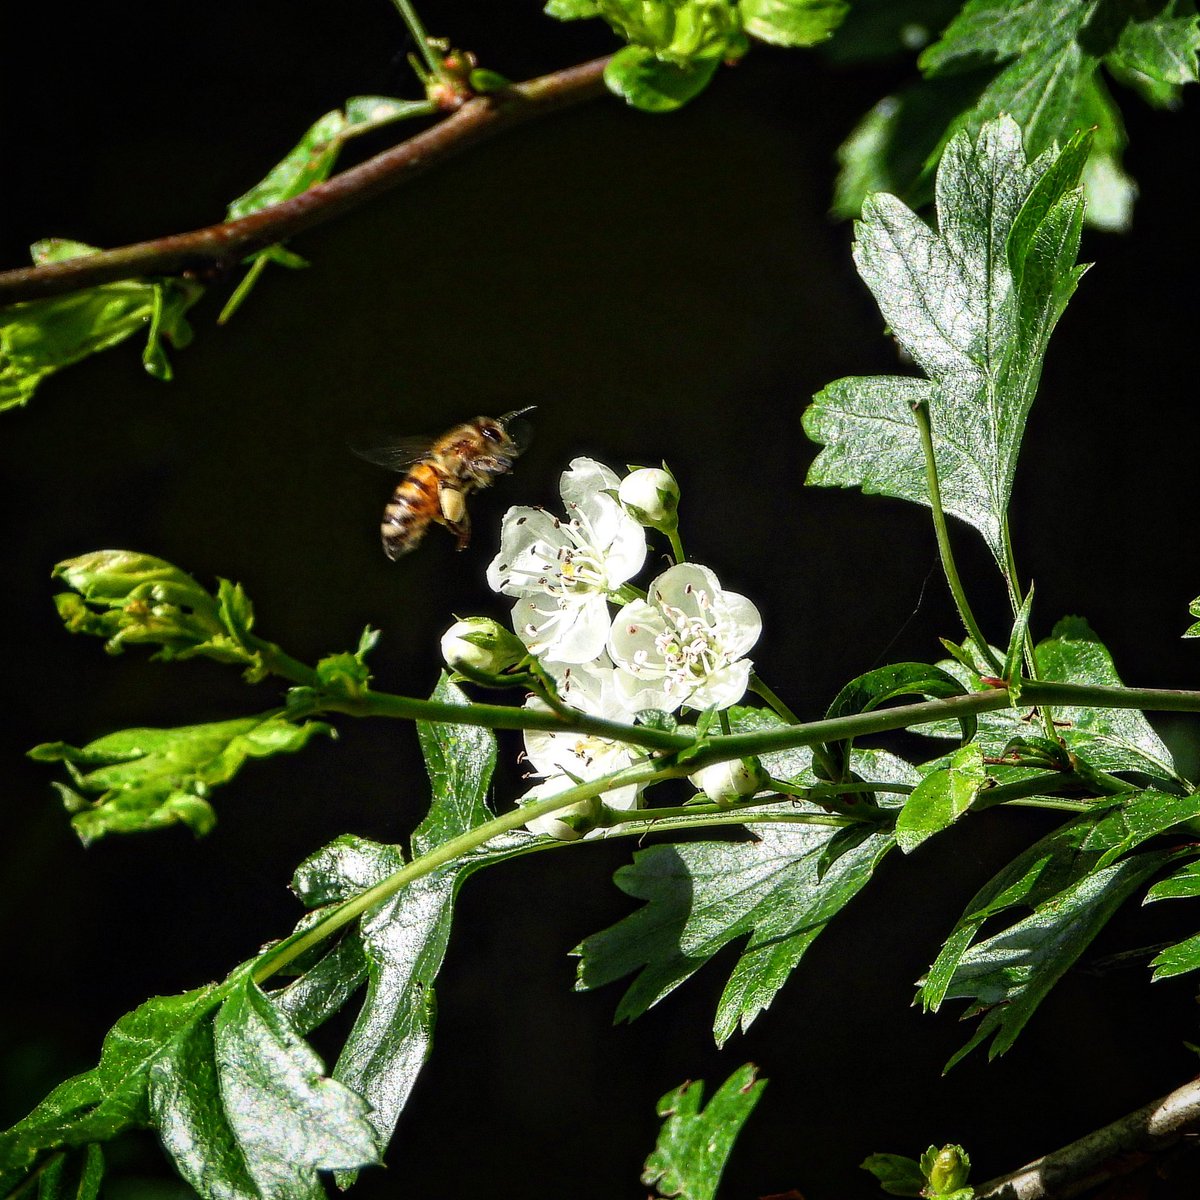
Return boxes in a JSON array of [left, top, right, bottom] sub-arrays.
[[619, 467, 680, 530], [924, 1144, 971, 1196], [689, 756, 766, 805], [522, 785, 602, 841], [440, 617, 526, 677]]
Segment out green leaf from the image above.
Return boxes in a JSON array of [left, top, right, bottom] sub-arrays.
[[1184, 595, 1200, 638], [604, 44, 720, 111], [596, 0, 745, 59], [1149, 930, 1200, 979], [1141, 857, 1200, 980], [0, 986, 223, 1193], [805, 117, 1090, 568], [642, 1064, 766, 1200], [31, 1145, 105, 1200], [290, 676, 534, 1176], [1145, 858, 1200, 903], [861, 1152, 926, 1197], [739, 0, 848, 47], [939, 848, 1175, 1066], [1, 243, 202, 411], [923, 617, 1179, 782], [576, 799, 898, 1043], [895, 743, 985, 853], [818, 662, 973, 780], [30, 713, 332, 843], [52, 551, 269, 679], [545, 0, 601, 16]]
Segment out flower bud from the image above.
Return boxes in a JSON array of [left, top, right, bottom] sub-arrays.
[[689, 756, 766, 805], [439, 617, 526, 677], [619, 467, 680, 530], [523, 787, 602, 841], [924, 1144, 971, 1196]]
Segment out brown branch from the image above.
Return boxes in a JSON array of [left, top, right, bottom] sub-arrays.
[[976, 1075, 1200, 1200], [0, 55, 612, 306]]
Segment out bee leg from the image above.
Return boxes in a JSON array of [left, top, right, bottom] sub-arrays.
[[438, 483, 472, 550]]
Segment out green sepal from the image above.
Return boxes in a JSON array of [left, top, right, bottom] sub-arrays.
[[642, 1064, 765, 1200], [30, 713, 332, 843]]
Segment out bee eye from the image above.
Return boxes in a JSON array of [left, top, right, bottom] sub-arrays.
[[481, 426, 502, 443]]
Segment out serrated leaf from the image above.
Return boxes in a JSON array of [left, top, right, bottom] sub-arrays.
[[806, 117, 1089, 567], [604, 44, 720, 111], [1144, 858, 1200, 903], [642, 1064, 765, 1200], [895, 743, 985, 853], [739, 0, 848, 47], [1141, 857, 1200, 980], [0, 987, 223, 1193], [1, 247, 202, 411], [940, 848, 1175, 1066], [31, 713, 331, 843], [1149, 930, 1200, 979], [576, 798, 898, 1042]]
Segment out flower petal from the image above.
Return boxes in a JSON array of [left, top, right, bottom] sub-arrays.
[[689, 659, 753, 711]]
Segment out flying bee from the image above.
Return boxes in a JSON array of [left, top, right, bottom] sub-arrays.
[[353, 408, 535, 559]]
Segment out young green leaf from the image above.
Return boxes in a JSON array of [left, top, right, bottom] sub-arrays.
[[642, 1064, 766, 1200], [895, 743, 985, 854], [805, 117, 1090, 569], [604, 45, 720, 111], [739, 0, 848, 47], [576, 787, 900, 1043], [52, 551, 270, 679], [1001, 584, 1034, 686], [861, 1152, 926, 1197], [31, 713, 332, 843], [1, 241, 202, 411]]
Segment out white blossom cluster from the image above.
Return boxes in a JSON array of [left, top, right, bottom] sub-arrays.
[[443, 457, 763, 836]]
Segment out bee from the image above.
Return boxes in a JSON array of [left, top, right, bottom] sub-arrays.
[[353, 408, 535, 559]]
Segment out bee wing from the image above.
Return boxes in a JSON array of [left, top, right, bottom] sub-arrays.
[[349, 434, 436, 472]]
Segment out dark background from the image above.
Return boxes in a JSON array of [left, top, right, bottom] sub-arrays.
[[2, 4, 1200, 1197]]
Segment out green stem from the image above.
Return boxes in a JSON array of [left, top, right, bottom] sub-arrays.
[[217, 254, 270, 326], [253, 758, 684, 984], [666, 527, 686, 566], [912, 402, 1003, 674], [389, 0, 443, 76], [1001, 513, 1055, 739], [247, 634, 321, 687], [749, 673, 801, 724], [603, 809, 860, 832]]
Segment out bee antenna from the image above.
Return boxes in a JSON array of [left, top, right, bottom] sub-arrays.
[[500, 405, 537, 424]]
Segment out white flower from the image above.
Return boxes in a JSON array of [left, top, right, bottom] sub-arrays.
[[519, 659, 644, 837], [486, 458, 646, 663], [619, 467, 679, 529], [608, 563, 761, 713]]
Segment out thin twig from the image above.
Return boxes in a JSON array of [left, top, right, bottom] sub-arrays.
[[0, 55, 612, 305], [975, 1075, 1200, 1199]]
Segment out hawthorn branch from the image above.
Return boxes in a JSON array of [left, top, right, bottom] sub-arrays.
[[0, 55, 612, 305], [976, 1075, 1200, 1199]]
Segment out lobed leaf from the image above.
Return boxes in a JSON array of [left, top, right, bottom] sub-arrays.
[[807, 117, 1090, 568], [895, 743, 985, 854], [576, 735, 906, 1043], [642, 1063, 766, 1200], [604, 45, 720, 111]]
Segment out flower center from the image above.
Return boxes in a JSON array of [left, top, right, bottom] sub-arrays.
[[649, 594, 727, 694]]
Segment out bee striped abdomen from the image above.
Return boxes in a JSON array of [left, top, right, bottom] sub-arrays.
[[381, 461, 441, 560]]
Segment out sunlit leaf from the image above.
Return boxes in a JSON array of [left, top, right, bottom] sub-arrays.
[[739, 0, 848, 47], [604, 45, 720, 111], [642, 1064, 765, 1200], [806, 118, 1089, 567], [895, 743, 985, 853]]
